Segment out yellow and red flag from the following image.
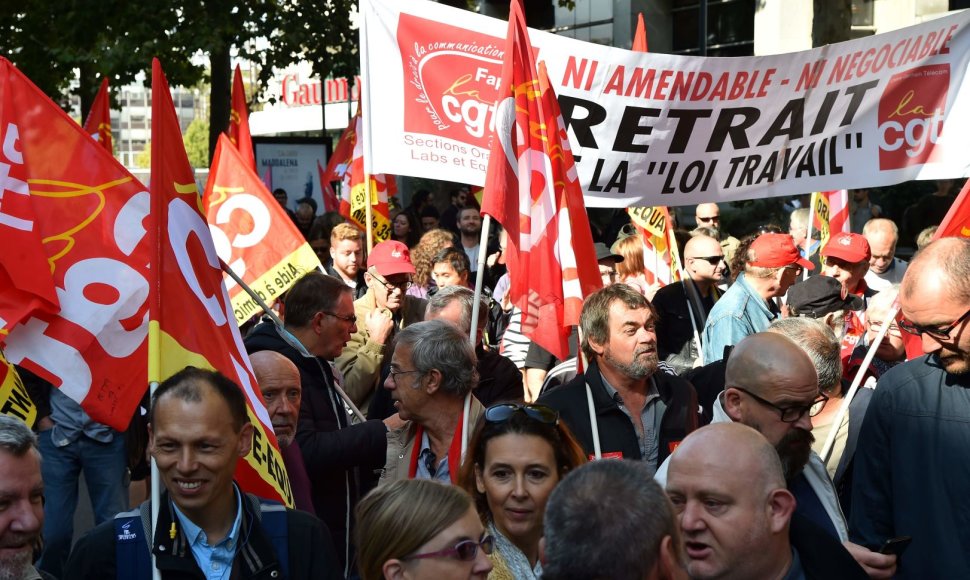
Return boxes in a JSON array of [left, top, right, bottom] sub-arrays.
[[480, 0, 601, 361], [228, 65, 256, 171], [204, 134, 322, 325], [633, 13, 649, 52], [628, 206, 681, 286], [82, 77, 113, 153], [329, 104, 395, 245], [811, 189, 850, 254], [0, 57, 149, 430], [150, 59, 292, 506], [0, 350, 36, 427]]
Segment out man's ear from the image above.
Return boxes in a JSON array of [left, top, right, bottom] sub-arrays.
[[423, 369, 443, 395], [766, 488, 796, 534], [722, 388, 744, 422], [657, 534, 688, 580], [238, 423, 255, 458], [147, 423, 155, 454], [587, 335, 607, 357]]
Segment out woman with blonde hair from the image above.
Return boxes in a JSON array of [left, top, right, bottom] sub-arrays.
[[409, 228, 457, 298], [356, 479, 493, 580], [613, 233, 661, 301]]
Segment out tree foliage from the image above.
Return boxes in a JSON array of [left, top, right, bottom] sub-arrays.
[[183, 117, 210, 168]]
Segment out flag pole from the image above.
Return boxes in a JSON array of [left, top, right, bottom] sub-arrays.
[[220, 260, 367, 423], [804, 193, 817, 281], [364, 177, 374, 252], [819, 305, 898, 464], [467, 214, 492, 456]]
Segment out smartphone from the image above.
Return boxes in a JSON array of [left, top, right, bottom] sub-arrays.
[[879, 536, 912, 556]]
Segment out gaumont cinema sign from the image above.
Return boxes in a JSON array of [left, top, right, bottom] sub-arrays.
[[360, 0, 970, 207]]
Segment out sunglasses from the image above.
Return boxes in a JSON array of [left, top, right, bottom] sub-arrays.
[[484, 403, 559, 425], [898, 306, 970, 341], [691, 256, 723, 265], [407, 535, 495, 561]]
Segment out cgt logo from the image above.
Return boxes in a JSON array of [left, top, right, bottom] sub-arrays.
[[397, 13, 514, 145], [878, 64, 949, 170]]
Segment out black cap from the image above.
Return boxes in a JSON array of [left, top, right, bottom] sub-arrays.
[[787, 275, 864, 318], [594, 242, 624, 263]]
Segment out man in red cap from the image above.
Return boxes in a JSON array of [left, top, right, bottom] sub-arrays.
[[336, 240, 429, 413], [820, 232, 873, 357], [701, 233, 813, 363]]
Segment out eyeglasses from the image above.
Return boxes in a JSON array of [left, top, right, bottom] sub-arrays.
[[731, 387, 828, 423], [899, 306, 970, 340], [323, 311, 357, 324], [406, 535, 495, 561], [484, 403, 559, 425], [691, 256, 723, 265], [389, 367, 424, 382], [697, 216, 719, 223], [866, 319, 902, 337], [372, 275, 413, 292], [784, 265, 803, 276]]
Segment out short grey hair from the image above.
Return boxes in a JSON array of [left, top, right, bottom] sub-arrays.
[[768, 317, 842, 393], [425, 286, 486, 335], [395, 320, 478, 397], [0, 415, 38, 457], [543, 460, 677, 580]]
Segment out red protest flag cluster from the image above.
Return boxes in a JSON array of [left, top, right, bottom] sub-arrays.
[[150, 59, 292, 506], [481, 0, 601, 361], [228, 64, 256, 171], [0, 57, 150, 429], [82, 77, 113, 153]]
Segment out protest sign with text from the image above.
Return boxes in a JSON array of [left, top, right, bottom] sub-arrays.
[[361, 0, 970, 207]]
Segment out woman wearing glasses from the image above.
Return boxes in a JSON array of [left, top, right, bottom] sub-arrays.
[[458, 404, 586, 580], [356, 479, 494, 580]]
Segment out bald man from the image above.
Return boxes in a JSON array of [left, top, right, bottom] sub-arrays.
[[695, 203, 740, 264], [862, 218, 908, 292], [249, 350, 315, 512], [851, 238, 970, 578], [653, 234, 726, 374], [667, 423, 866, 580], [656, 333, 895, 577]]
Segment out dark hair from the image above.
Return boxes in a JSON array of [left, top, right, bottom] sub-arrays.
[[391, 210, 420, 248], [150, 367, 250, 432], [432, 247, 471, 278], [579, 284, 654, 361], [458, 408, 587, 524], [543, 460, 678, 580], [283, 271, 352, 328], [420, 205, 440, 220]]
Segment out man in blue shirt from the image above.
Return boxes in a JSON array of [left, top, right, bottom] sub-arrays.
[[65, 367, 341, 579]]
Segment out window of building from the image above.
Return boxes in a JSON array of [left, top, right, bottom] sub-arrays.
[[672, 0, 754, 56]]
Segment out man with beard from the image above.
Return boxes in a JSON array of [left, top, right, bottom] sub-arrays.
[[325, 223, 367, 299], [0, 417, 47, 580], [457, 207, 483, 276], [656, 332, 895, 578], [538, 284, 699, 474], [666, 423, 866, 580], [249, 351, 314, 513], [851, 237, 970, 578]]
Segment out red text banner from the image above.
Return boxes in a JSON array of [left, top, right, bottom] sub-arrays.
[[361, 0, 970, 207]]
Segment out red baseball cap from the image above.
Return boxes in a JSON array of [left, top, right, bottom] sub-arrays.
[[748, 233, 814, 270], [367, 240, 416, 277], [821, 232, 871, 264]]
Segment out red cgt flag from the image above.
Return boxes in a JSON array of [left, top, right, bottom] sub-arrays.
[[480, 0, 601, 361], [204, 133, 322, 325], [82, 77, 113, 153], [228, 64, 256, 171], [151, 59, 292, 506], [0, 57, 150, 429]]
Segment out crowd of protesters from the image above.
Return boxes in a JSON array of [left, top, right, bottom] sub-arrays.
[[3, 181, 969, 580]]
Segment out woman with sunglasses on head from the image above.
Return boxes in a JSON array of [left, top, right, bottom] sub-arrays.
[[356, 479, 493, 580], [458, 404, 587, 580]]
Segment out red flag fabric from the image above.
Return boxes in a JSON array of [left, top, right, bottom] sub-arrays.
[[228, 65, 256, 171], [0, 57, 149, 429], [204, 134, 322, 324], [935, 178, 970, 239], [633, 13, 649, 52], [150, 59, 292, 506], [480, 0, 601, 361], [339, 106, 395, 244], [82, 77, 113, 153], [317, 160, 339, 213]]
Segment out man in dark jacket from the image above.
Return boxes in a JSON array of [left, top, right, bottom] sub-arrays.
[[245, 272, 393, 576], [64, 367, 341, 579], [538, 284, 699, 472]]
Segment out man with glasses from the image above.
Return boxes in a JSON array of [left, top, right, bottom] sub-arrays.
[[245, 272, 392, 575], [695, 203, 740, 265], [336, 240, 429, 413], [653, 234, 726, 374], [380, 320, 481, 484], [850, 237, 970, 578], [702, 233, 813, 363]]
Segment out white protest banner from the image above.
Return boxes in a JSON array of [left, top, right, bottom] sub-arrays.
[[360, 0, 970, 208]]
